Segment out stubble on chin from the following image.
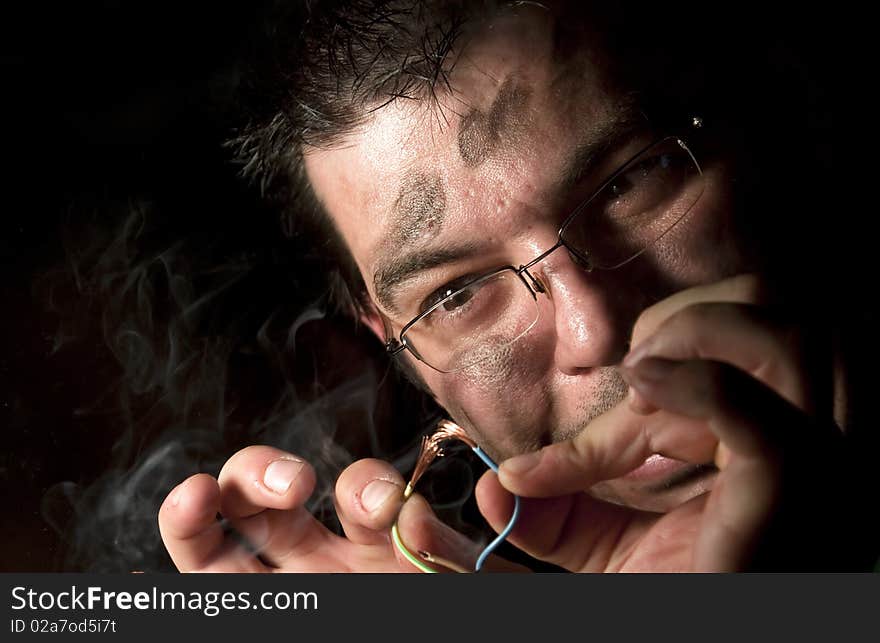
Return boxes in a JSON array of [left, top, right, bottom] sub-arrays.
[[552, 366, 629, 444], [440, 341, 629, 459]]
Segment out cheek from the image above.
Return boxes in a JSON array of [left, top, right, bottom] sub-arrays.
[[455, 331, 553, 397], [426, 336, 552, 450], [647, 165, 747, 287], [458, 341, 515, 388]]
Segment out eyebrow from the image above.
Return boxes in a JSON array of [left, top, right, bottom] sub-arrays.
[[555, 109, 646, 197], [373, 240, 484, 315], [373, 106, 644, 316]]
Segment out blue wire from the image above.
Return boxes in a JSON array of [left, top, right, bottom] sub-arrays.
[[472, 446, 521, 572]]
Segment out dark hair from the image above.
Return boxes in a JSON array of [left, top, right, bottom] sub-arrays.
[[228, 0, 485, 316], [226, 0, 832, 317]]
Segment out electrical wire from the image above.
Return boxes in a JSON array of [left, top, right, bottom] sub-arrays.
[[391, 420, 522, 573], [472, 446, 521, 572], [392, 524, 436, 573]]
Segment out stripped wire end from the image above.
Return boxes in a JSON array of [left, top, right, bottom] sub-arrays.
[[393, 418, 518, 574], [418, 549, 470, 574], [409, 434, 442, 491], [409, 420, 477, 489], [434, 419, 477, 448]]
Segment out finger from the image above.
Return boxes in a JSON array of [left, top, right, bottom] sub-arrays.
[[395, 494, 528, 572], [334, 458, 406, 546], [217, 445, 317, 517], [216, 445, 334, 566], [624, 357, 838, 457], [630, 273, 765, 348], [476, 470, 653, 572], [158, 473, 267, 573], [498, 401, 717, 498], [693, 457, 779, 571], [622, 357, 846, 570], [625, 302, 811, 412], [627, 274, 766, 414]]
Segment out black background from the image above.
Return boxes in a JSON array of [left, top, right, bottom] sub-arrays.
[[0, 3, 854, 573]]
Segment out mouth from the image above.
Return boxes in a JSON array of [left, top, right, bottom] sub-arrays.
[[622, 454, 717, 492], [589, 456, 717, 513]]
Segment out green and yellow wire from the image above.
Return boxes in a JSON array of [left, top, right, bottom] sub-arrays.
[[391, 483, 439, 573], [391, 434, 521, 573]]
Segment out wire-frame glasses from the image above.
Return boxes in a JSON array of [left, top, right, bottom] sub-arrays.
[[386, 135, 705, 373]]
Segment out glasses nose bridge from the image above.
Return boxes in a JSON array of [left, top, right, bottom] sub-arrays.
[[519, 236, 586, 297]]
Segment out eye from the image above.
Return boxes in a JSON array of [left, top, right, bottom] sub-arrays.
[[599, 152, 678, 215], [608, 153, 669, 197], [419, 273, 508, 333], [420, 275, 478, 313], [606, 174, 635, 200], [441, 287, 474, 312]]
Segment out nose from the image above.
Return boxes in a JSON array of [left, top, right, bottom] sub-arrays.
[[537, 248, 628, 375]]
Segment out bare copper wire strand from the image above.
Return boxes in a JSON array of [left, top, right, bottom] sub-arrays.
[[408, 419, 477, 490], [418, 550, 471, 574], [394, 419, 479, 572]]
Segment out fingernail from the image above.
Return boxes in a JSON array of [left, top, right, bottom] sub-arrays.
[[629, 357, 679, 383], [501, 449, 542, 476], [263, 458, 305, 494], [360, 479, 401, 513]]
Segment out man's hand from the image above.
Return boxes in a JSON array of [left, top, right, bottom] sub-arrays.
[[476, 275, 871, 571], [158, 446, 512, 572]]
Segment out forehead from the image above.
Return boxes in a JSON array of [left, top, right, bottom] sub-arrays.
[[303, 8, 622, 303]]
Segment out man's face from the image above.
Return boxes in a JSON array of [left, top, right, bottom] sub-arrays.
[[304, 7, 747, 511]]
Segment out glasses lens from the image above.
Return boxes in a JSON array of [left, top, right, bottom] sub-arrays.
[[560, 137, 704, 270], [401, 270, 540, 373]]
